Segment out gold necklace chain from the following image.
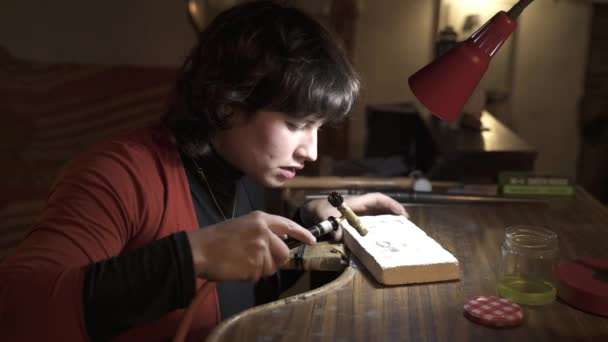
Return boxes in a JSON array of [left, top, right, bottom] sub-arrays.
[[192, 158, 237, 221]]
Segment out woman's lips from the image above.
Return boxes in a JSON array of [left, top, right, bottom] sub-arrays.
[[278, 167, 296, 179]]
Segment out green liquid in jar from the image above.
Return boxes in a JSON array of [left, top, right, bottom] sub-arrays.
[[497, 275, 556, 305]]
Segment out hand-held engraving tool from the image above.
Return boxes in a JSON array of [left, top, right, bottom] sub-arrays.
[[328, 191, 368, 236], [285, 216, 339, 249]]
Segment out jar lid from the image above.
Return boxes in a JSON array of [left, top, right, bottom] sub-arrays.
[[556, 258, 608, 317], [463, 295, 524, 328]]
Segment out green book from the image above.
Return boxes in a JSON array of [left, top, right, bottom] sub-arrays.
[[498, 172, 575, 196]]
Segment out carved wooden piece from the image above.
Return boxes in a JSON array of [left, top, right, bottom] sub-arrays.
[[341, 215, 459, 285], [282, 241, 348, 271]]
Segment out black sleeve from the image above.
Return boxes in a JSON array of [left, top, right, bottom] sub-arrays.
[[83, 231, 196, 341]]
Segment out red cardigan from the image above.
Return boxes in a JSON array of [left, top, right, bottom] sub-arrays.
[[0, 126, 219, 341]]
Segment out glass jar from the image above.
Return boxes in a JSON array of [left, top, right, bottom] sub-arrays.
[[497, 225, 558, 305]]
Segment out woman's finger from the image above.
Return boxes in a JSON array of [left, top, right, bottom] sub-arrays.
[[262, 213, 316, 245], [267, 233, 290, 266], [261, 243, 278, 277]]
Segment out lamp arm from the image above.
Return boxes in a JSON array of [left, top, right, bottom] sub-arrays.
[[508, 0, 534, 20]]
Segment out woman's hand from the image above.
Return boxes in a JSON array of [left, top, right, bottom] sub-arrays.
[[300, 192, 408, 240], [186, 211, 316, 282]]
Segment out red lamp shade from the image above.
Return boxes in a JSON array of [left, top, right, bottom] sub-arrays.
[[408, 11, 517, 121]]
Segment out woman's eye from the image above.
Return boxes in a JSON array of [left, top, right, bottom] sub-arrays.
[[286, 122, 306, 131]]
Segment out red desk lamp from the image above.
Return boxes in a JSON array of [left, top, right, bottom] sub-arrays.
[[408, 0, 534, 121]]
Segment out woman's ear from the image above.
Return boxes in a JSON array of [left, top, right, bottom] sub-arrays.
[[224, 106, 250, 127]]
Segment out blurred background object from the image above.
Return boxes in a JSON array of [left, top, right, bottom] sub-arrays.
[[186, 0, 242, 31]]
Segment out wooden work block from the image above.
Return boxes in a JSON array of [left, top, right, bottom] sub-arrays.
[[342, 215, 460, 285]]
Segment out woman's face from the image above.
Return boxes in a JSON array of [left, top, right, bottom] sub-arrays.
[[211, 110, 322, 187]]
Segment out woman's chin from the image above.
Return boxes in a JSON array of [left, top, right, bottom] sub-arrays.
[[256, 175, 285, 188], [267, 178, 287, 188]]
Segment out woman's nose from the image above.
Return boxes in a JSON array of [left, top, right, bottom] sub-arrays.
[[295, 129, 317, 162]]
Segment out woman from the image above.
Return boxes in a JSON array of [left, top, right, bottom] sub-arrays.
[[0, 1, 407, 341]]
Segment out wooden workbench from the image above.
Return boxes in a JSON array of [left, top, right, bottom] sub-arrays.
[[207, 187, 608, 341]]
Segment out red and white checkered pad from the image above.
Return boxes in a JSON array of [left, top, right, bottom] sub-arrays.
[[463, 295, 523, 328]]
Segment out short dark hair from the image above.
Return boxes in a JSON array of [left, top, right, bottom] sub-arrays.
[[163, 0, 360, 155]]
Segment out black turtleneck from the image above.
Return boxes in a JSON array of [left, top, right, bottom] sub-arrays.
[[181, 147, 268, 320], [82, 145, 282, 341]]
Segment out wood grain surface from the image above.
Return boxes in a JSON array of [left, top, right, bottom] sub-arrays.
[[207, 188, 608, 341]]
